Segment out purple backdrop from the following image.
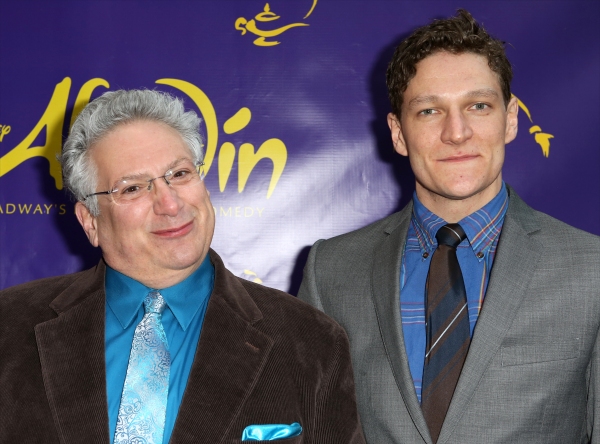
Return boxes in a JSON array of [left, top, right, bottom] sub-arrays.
[[1, 0, 599, 293]]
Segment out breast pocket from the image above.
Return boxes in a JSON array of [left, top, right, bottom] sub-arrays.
[[227, 436, 303, 444], [500, 339, 580, 366]]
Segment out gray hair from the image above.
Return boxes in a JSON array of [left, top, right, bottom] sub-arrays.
[[61, 89, 204, 216]]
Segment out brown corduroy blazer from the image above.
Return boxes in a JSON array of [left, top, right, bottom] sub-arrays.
[[0, 250, 365, 444]]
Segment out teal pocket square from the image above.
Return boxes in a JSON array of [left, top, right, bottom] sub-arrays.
[[241, 422, 302, 441]]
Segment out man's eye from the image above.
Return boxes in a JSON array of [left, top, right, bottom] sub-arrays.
[[419, 109, 435, 115], [472, 103, 488, 110], [121, 185, 143, 195], [171, 169, 191, 180]]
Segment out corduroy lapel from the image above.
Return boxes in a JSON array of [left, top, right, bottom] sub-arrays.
[[370, 202, 433, 444], [438, 190, 543, 443], [170, 250, 274, 444], [34, 263, 110, 443]]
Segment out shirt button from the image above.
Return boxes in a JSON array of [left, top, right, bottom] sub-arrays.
[[476, 252, 484, 259], [422, 252, 429, 259]]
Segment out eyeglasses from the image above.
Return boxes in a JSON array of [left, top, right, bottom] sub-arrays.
[[84, 160, 205, 205]]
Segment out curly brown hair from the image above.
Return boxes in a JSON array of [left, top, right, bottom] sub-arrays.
[[386, 9, 512, 117]]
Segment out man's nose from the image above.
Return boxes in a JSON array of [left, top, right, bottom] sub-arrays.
[[441, 109, 473, 145], [151, 179, 181, 216]]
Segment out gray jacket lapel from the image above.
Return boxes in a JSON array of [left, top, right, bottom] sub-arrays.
[[371, 202, 433, 443], [439, 190, 543, 443], [35, 263, 109, 443]]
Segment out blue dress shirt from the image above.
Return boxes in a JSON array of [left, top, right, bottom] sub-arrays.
[[105, 255, 214, 444], [400, 182, 508, 402]]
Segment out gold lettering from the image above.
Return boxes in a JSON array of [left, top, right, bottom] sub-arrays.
[[0, 203, 70, 215], [69, 79, 110, 128], [0, 125, 11, 142], [304, 0, 318, 19], [243, 269, 263, 284], [218, 142, 236, 192], [157, 79, 287, 198], [513, 94, 554, 158], [217, 108, 252, 192], [215, 206, 265, 217], [514, 96, 533, 122], [0, 78, 109, 189], [223, 107, 251, 134], [156, 79, 218, 174], [0, 79, 71, 188], [238, 139, 287, 198], [59, 204, 66, 215], [18, 204, 32, 214], [1, 78, 288, 198]]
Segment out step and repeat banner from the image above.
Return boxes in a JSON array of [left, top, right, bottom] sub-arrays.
[[1, 1, 599, 293]]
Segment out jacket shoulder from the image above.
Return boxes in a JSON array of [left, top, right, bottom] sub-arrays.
[[238, 278, 348, 344], [0, 270, 91, 324], [536, 210, 600, 243], [316, 204, 411, 256], [507, 189, 600, 250], [1, 271, 88, 301]]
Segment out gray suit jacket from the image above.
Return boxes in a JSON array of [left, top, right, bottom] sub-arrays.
[[298, 187, 600, 443]]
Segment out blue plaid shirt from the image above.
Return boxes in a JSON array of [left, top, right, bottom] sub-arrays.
[[400, 182, 508, 402]]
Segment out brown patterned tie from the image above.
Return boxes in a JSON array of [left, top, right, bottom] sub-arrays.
[[421, 223, 471, 443]]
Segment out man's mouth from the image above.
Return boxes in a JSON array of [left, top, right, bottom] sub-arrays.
[[439, 154, 479, 162], [152, 220, 194, 238]]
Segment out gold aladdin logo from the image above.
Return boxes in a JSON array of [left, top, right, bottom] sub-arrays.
[[235, 1, 318, 46], [513, 95, 554, 157], [0, 125, 10, 142], [0, 80, 552, 200], [0, 78, 287, 198]]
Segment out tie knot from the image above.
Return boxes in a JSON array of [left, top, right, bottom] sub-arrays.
[[144, 291, 167, 314], [435, 223, 466, 248]]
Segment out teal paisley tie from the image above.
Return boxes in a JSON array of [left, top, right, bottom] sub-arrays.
[[114, 291, 170, 444]]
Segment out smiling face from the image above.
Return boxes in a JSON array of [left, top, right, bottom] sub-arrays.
[[75, 120, 215, 289], [388, 51, 518, 221]]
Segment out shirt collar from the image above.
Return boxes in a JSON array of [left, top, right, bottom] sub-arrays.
[[411, 182, 508, 261], [105, 255, 214, 331]]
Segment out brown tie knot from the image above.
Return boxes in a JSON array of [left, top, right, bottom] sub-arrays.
[[436, 223, 466, 249]]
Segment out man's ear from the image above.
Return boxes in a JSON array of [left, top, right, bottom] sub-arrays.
[[75, 202, 99, 247], [387, 113, 408, 156], [505, 96, 519, 144]]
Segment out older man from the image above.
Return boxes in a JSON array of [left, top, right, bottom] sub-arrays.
[[0, 90, 365, 444], [298, 9, 600, 444]]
